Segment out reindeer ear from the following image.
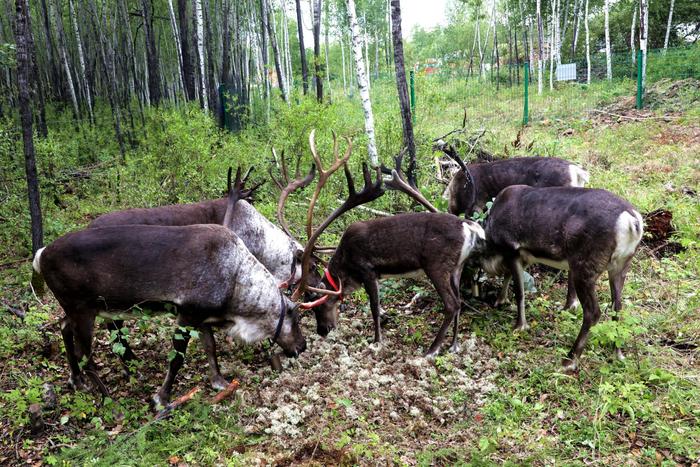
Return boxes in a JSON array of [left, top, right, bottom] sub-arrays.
[[294, 249, 304, 262]]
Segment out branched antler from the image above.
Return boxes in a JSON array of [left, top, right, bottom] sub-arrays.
[[269, 147, 316, 239], [381, 150, 439, 213], [292, 134, 384, 301], [223, 166, 263, 229]]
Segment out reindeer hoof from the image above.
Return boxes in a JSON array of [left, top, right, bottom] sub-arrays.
[[614, 348, 625, 361], [494, 298, 510, 308], [151, 392, 168, 410], [423, 349, 439, 360], [210, 375, 230, 391], [449, 342, 462, 354], [513, 322, 530, 332], [68, 374, 87, 391], [561, 358, 579, 373], [563, 299, 579, 310]]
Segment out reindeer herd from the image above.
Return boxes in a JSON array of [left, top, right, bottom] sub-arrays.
[[32, 130, 644, 408]]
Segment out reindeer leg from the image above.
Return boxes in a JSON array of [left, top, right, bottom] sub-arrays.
[[509, 258, 528, 331], [200, 325, 229, 390], [106, 319, 137, 370], [609, 260, 632, 361], [153, 317, 191, 408], [364, 278, 382, 344], [563, 273, 579, 310], [449, 270, 463, 353], [60, 318, 85, 391], [424, 269, 460, 359], [495, 273, 512, 307], [563, 271, 601, 372], [73, 314, 109, 396]]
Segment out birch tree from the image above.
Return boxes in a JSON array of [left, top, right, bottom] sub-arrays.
[[193, 0, 208, 110], [51, 0, 79, 118], [167, 0, 185, 92], [312, 0, 322, 102], [663, 0, 675, 52], [265, 0, 288, 102], [346, 0, 378, 167], [631, 3, 637, 63], [604, 0, 612, 80], [585, 0, 590, 84], [536, 0, 544, 94], [639, 0, 648, 92], [142, 0, 162, 105], [178, 0, 196, 100], [68, 0, 93, 123]]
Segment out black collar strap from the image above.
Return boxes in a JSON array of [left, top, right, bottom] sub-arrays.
[[272, 291, 286, 343]]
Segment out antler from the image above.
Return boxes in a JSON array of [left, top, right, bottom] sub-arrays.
[[223, 166, 262, 229], [305, 129, 353, 240], [292, 160, 385, 301], [270, 147, 316, 239], [381, 151, 439, 213]]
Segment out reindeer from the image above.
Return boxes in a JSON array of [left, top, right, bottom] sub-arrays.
[[437, 141, 590, 309], [89, 160, 317, 365], [289, 144, 484, 358], [32, 169, 332, 406], [479, 185, 643, 371]]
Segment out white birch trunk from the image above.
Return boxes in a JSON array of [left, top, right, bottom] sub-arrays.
[[51, 0, 79, 117], [194, 0, 208, 111], [549, 6, 554, 90], [68, 0, 92, 122], [631, 5, 637, 63], [364, 23, 371, 90], [341, 34, 347, 95], [604, 0, 612, 80], [346, 0, 378, 167], [536, 0, 544, 94], [663, 0, 675, 52], [282, 0, 293, 91], [585, 0, 590, 85], [639, 0, 648, 91], [167, 0, 185, 92]]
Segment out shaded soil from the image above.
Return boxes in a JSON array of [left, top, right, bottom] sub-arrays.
[[642, 209, 685, 258]]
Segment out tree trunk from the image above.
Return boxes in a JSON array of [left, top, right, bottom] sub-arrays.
[[346, 0, 378, 167], [324, 0, 331, 101], [142, 0, 162, 105], [663, 0, 675, 51], [294, 0, 309, 94], [282, 0, 293, 91], [390, 0, 415, 185], [221, 0, 231, 84], [571, 0, 582, 59], [341, 34, 347, 94], [89, 0, 126, 158], [193, 0, 207, 110], [604, 0, 612, 80], [51, 0, 79, 119], [493, 1, 500, 89], [631, 3, 637, 63], [178, 0, 196, 99], [265, 0, 288, 102], [27, 6, 48, 137], [14, 0, 44, 255], [536, 0, 544, 94], [167, 0, 185, 93], [585, 0, 590, 84], [639, 0, 648, 91], [68, 0, 93, 123], [203, 0, 217, 111], [549, 1, 554, 90], [312, 0, 323, 102], [39, 0, 61, 99]]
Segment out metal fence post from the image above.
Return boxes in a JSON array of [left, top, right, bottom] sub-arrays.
[[523, 62, 529, 125], [636, 50, 644, 109], [409, 70, 416, 124]]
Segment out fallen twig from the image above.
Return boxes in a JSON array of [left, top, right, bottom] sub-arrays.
[[0, 257, 29, 270], [1, 298, 25, 320], [588, 109, 682, 121], [154, 386, 201, 420], [211, 380, 240, 404]]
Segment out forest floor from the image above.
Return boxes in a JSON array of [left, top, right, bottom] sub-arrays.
[[1, 78, 699, 465]]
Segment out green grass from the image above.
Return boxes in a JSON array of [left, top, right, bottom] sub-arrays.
[[1, 73, 699, 464]]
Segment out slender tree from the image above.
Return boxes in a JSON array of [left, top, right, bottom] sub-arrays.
[[631, 3, 637, 63], [51, 0, 79, 118], [265, 0, 288, 102], [663, 0, 675, 52], [604, 0, 612, 80], [142, 0, 162, 105], [68, 0, 93, 123], [347, 0, 378, 167], [639, 0, 648, 92], [178, 0, 196, 99], [536, 0, 544, 94], [585, 0, 590, 84], [15, 0, 44, 256], [294, 0, 309, 94], [194, 0, 208, 110], [312, 0, 323, 102], [390, 0, 416, 185]]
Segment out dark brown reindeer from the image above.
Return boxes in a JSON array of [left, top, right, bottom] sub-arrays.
[[32, 169, 333, 407], [438, 141, 590, 309], [437, 140, 590, 218], [292, 150, 485, 358], [480, 185, 644, 371]]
